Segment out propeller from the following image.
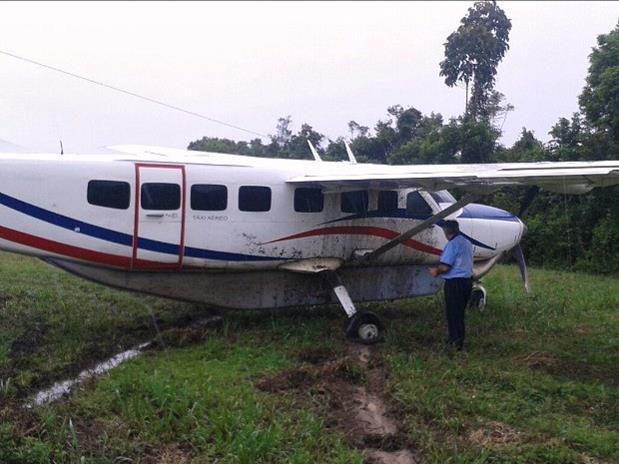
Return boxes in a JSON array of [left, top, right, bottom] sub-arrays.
[[511, 243, 530, 293]]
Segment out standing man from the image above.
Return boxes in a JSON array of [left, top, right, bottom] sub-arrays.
[[429, 220, 474, 351]]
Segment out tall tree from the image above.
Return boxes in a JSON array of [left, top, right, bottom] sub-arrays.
[[271, 116, 293, 148], [440, 1, 512, 121], [579, 22, 619, 152]]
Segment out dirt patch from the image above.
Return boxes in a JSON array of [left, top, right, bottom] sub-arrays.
[[256, 365, 317, 392], [516, 351, 558, 370], [256, 358, 362, 393], [257, 343, 420, 464], [297, 346, 336, 364], [9, 314, 48, 358], [364, 449, 421, 464], [144, 444, 194, 464], [155, 315, 223, 348], [578, 452, 607, 464], [468, 420, 522, 446]]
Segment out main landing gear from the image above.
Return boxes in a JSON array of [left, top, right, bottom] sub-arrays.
[[321, 271, 383, 344]]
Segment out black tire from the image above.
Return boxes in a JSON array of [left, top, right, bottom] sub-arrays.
[[346, 311, 383, 344], [469, 287, 487, 311]]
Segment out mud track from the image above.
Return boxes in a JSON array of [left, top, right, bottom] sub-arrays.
[[257, 344, 421, 464]]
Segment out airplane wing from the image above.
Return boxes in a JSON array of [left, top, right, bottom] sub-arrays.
[[110, 145, 619, 195], [286, 160, 619, 195]]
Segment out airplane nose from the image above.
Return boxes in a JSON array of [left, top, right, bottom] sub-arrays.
[[513, 217, 526, 246], [459, 203, 525, 253]]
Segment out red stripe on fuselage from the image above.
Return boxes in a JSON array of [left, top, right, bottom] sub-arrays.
[[0, 225, 131, 267], [0, 225, 175, 269], [266, 226, 442, 256]]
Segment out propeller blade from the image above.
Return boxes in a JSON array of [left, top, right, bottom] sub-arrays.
[[511, 243, 530, 293]]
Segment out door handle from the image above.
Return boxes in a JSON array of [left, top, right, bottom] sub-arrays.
[[146, 213, 164, 218]]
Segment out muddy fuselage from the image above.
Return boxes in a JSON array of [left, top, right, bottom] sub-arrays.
[[0, 152, 525, 308]]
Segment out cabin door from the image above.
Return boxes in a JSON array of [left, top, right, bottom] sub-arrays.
[[132, 164, 186, 269]]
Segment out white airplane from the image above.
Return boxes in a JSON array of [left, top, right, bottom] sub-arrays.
[[0, 143, 617, 343]]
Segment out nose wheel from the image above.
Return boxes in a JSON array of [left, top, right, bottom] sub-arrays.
[[346, 311, 383, 344], [469, 283, 487, 312]]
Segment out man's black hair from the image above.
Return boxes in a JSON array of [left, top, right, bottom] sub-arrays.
[[441, 220, 460, 236]]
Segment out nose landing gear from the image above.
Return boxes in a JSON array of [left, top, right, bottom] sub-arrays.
[[321, 270, 383, 344], [469, 282, 487, 312]]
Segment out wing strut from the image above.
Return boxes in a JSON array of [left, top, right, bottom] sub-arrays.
[[344, 141, 358, 164], [359, 193, 479, 261], [307, 140, 323, 162]]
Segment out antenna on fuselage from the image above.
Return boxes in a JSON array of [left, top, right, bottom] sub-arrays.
[[344, 141, 357, 164], [307, 140, 323, 162], [59, 140, 64, 155]]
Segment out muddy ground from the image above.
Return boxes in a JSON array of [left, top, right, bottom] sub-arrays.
[[257, 343, 421, 464]]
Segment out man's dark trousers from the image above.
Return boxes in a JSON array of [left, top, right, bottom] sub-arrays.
[[444, 277, 473, 349]]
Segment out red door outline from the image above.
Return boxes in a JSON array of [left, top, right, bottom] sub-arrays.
[[132, 163, 187, 270]]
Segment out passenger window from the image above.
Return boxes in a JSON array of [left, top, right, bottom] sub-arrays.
[[87, 180, 130, 210], [430, 190, 456, 204], [378, 191, 398, 212], [191, 184, 227, 211], [239, 186, 271, 212], [341, 190, 368, 214], [141, 183, 180, 210], [406, 191, 433, 217], [295, 188, 324, 213]]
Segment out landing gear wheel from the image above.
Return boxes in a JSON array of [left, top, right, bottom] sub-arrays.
[[469, 285, 487, 312], [346, 311, 383, 344]]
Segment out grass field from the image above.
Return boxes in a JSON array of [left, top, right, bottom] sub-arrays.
[[0, 251, 617, 463]]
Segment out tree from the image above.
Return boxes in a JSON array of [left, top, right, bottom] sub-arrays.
[[348, 120, 369, 139], [188, 137, 251, 155], [394, 106, 423, 143], [271, 116, 293, 148], [458, 117, 499, 163], [389, 114, 460, 165], [485, 90, 515, 130], [285, 123, 325, 159], [440, 1, 512, 121], [495, 127, 545, 163], [548, 114, 585, 161], [579, 22, 619, 139], [324, 137, 348, 161]]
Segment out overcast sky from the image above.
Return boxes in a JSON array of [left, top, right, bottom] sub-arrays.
[[1, 1, 618, 154]]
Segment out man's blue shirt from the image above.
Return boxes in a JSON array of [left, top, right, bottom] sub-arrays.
[[439, 233, 473, 279]]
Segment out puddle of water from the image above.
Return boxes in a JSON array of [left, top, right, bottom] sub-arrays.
[[26, 342, 150, 408]]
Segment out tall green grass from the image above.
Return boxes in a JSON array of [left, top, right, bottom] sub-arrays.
[[0, 252, 617, 463], [385, 266, 619, 463]]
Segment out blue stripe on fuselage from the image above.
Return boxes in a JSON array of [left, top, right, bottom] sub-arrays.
[[459, 204, 519, 222], [0, 191, 283, 262], [0, 192, 133, 246]]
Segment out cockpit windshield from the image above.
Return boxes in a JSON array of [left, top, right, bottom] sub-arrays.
[[430, 190, 457, 204]]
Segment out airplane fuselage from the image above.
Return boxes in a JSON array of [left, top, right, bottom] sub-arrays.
[[0, 152, 525, 309]]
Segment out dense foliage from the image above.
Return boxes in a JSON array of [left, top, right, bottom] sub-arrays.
[[188, 8, 619, 275]]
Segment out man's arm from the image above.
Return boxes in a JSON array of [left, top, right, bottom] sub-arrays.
[[430, 240, 455, 277], [429, 263, 452, 277]]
